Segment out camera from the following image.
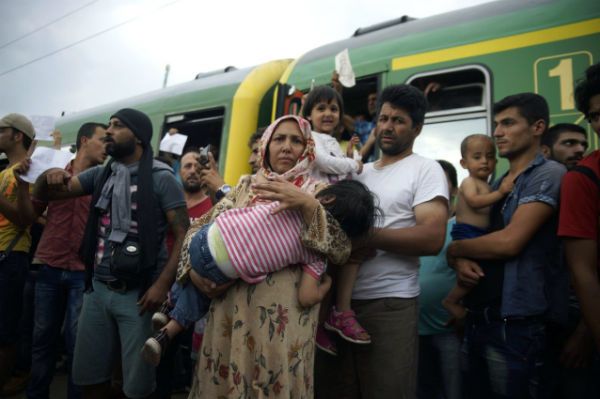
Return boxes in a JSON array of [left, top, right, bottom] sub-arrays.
[[198, 145, 212, 167]]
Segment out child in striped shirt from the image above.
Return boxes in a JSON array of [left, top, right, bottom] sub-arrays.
[[142, 180, 377, 366]]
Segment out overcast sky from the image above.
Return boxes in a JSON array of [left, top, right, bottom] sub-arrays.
[[0, 0, 495, 120]]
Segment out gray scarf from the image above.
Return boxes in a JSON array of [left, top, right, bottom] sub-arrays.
[[95, 161, 138, 243]]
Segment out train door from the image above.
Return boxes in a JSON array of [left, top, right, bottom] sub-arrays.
[[407, 65, 493, 183]]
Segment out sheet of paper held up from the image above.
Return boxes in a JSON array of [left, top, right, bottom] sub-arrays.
[[335, 49, 356, 88], [159, 133, 188, 155], [21, 147, 72, 184], [30, 115, 56, 141]]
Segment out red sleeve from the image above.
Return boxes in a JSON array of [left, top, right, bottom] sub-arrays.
[[558, 169, 599, 239]]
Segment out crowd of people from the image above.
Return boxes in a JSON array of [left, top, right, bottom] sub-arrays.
[[0, 61, 598, 399]]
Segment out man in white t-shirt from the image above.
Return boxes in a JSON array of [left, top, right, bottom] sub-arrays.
[[335, 84, 449, 398]]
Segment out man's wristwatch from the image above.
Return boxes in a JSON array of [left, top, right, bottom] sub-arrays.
[[215, 184, 232, 201]]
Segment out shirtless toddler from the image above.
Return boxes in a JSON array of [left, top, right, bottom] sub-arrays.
[[443, 134, 513, 321]]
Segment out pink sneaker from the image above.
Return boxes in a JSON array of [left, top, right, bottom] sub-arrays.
[[315, 325, 338, 356], [324, 307, 371, 344]]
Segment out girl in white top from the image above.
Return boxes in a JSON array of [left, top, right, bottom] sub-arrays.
[[302, 86, 363, 183], [301, 86, 375, 350]]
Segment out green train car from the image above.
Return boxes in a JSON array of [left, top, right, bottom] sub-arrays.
[[275, 0, 599, 181], [56, 0, 599, 184], [56, 60, 291, 184]]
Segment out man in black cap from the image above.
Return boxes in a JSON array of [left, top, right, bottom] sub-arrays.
[[24, 108, 189, 398], [0, 113, 36, 389]]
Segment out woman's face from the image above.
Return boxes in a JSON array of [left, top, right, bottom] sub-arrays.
[[267, 120, 306, 174], [309, 99, 340, 135]]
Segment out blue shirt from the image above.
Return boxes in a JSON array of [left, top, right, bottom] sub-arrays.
[[354, 120, 375, 144], [493, 154, 567, 319]]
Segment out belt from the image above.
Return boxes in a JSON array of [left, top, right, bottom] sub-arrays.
[[467, 307, 544, 325], [96, 279, 138, 293]]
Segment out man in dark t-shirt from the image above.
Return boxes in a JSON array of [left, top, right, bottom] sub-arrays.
[[24, 109, 189, 399]]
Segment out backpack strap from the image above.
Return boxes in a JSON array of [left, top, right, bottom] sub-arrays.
[[571, 165, 600, 190]]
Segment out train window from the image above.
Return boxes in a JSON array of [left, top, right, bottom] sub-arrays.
[[408, 66, 492, 183], [414, 118, 488, 183], [162, 107, 225, 162]]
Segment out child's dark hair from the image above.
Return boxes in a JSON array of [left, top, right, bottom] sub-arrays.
[[301, 85, 345, 122], [316, 180, 380, 239], [460, 134, 494, 158]]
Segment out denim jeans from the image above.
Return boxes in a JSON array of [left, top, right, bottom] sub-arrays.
[[418, 332, 462, 399], [14, 267, 37, 372], [462, 315, 545, 399], [26, 265, 84, 399], [170, 223, 230, 327], [0, 252, 28, 346], [72, 280, 155, 399]]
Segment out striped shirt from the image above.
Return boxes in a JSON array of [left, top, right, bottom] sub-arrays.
[[215, 202, 325, 283]]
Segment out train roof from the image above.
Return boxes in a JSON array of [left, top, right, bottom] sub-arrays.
[[58, 64, 254, 128], [284, 0, 598, 87]]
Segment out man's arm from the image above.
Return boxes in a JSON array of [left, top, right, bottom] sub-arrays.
[[448, 201, 554, 260], [564, 238, 600, 351], [0, 190, 30, 227], [364, 197, 448, 256], [16, 181, 44, 227], [360, 128, 377, 162], [138, 206, 190, 315], [32, 168, 86, 202], [198, 152, 226, 199]]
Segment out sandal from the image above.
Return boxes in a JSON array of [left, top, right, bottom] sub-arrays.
[[315, 325, 338, 356], [324, 307, 371, 344]]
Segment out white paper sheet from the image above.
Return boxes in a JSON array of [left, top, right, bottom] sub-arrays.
[[335, 49, 356, 88], [30, 115, 56, 141], [159, 133, 188, 155], [21, 147, 73, 184]]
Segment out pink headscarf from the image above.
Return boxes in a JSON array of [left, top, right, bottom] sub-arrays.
[[256, 115, 321, 194]]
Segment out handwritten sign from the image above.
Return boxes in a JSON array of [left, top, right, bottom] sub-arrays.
[[335, 49, 356, 88], [21, 147, 72, 183], [30, 115, 56, 141], [159, 133, 188, 155]]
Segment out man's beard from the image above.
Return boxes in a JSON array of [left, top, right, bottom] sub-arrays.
[[377, 134, 411, 156], [106, 138, 135, 160], [183, 180, 202, 193]]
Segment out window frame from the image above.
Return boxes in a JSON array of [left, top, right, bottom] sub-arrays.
[[406, 64, 493, 134]]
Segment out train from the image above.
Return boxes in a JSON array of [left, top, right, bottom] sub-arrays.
[[56, 0, 600, 184]]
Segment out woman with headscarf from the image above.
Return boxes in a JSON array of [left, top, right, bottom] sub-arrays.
[[182, 115, 351, 397]]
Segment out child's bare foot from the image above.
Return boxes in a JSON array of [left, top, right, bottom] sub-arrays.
[[442, 298, 467, 322]]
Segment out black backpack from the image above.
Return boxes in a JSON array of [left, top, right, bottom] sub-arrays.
[[571, 165, 600, 190]]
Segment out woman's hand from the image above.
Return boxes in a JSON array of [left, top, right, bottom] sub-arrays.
[[189, 269, 234, 299], [252, 175, 320, 221]]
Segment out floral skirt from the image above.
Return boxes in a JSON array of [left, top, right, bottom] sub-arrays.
[[188, 266, 319, 398]]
